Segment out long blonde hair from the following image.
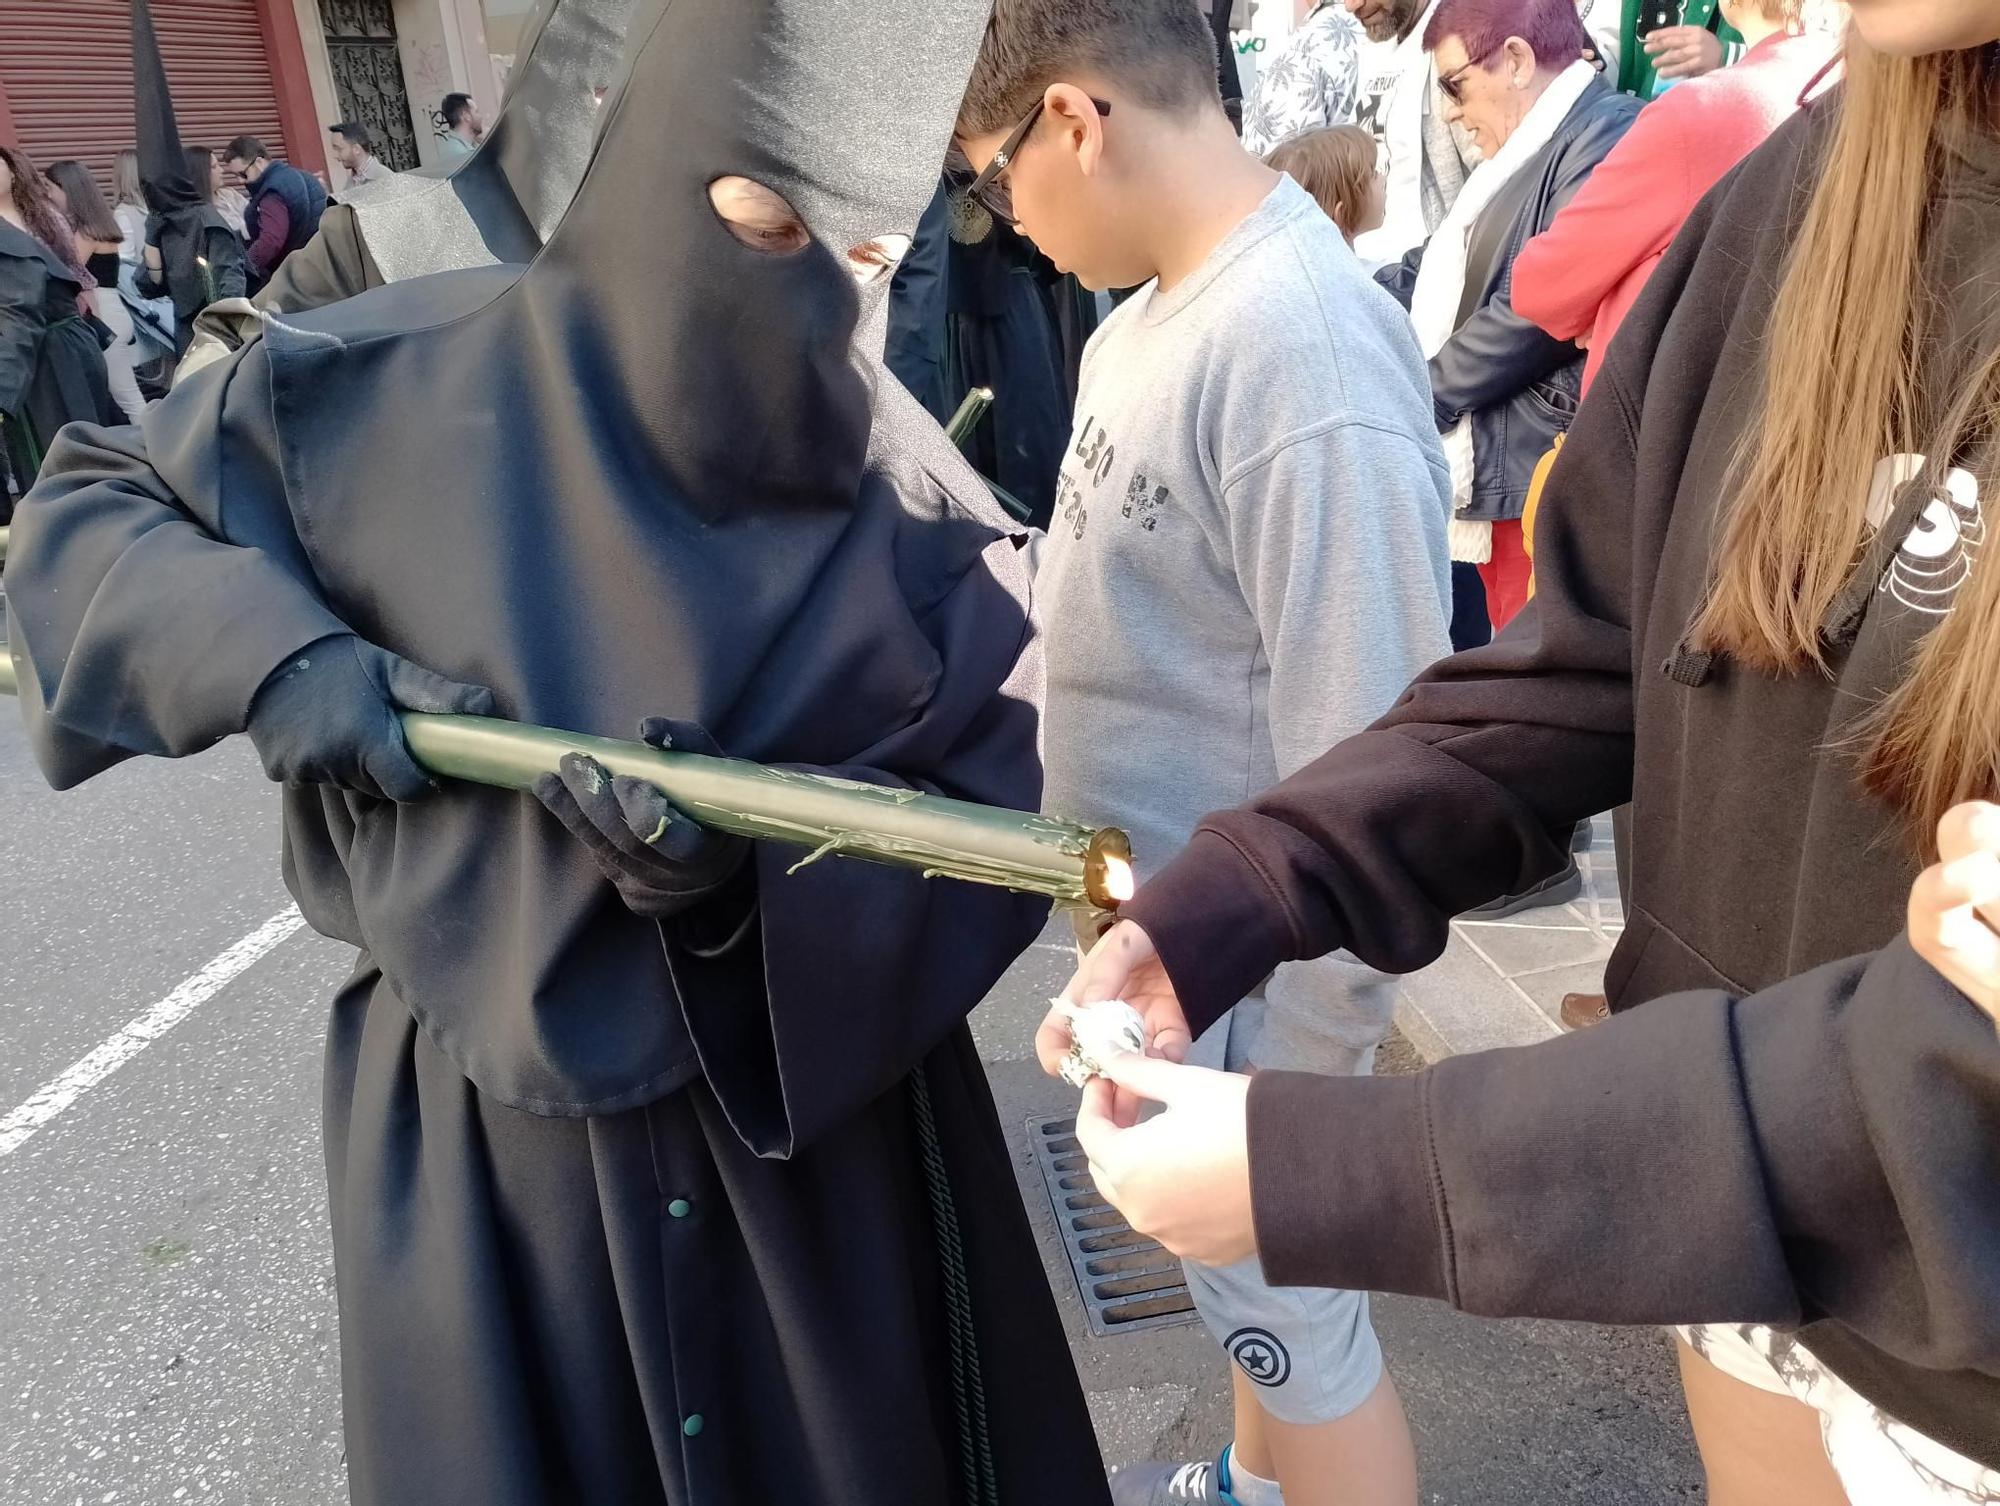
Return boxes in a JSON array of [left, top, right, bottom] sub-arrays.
[[113, 148, 145, 210], [1687, 36, 2000, 852]]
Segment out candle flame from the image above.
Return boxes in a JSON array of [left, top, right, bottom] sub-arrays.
[[1101, 853, 1136, 905], [196, 256, 209, 268]]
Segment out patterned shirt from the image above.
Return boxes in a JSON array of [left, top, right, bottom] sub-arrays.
[[1240, 2, 1366, 157]]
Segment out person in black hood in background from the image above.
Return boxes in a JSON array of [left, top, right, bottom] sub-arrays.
[[3, 0, 1109, 1500], [185, 0, 634, 374], [914, 152, 1100, 530], [944, 215, 1082, 527], [125, 0, 247, 358]]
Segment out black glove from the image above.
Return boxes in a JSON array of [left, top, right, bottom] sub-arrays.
[[534, 718, 749, 919], [246, 632, 496, 801]]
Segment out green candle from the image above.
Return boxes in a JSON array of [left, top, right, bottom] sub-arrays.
[[944, 387, 995, 448], [0, 658, 1132, 909], [401, 714, 1132, 908]]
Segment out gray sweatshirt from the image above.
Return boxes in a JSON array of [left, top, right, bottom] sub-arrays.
[[1039, 175, 1452, 1060]]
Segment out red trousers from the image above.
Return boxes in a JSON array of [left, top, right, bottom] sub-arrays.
[[1478, 518, 1533, 633]]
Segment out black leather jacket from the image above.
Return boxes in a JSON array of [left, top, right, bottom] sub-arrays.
[[1378, 76, 1639, 521]]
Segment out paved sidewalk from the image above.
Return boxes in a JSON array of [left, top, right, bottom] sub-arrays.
[[1396, 815, 1622, 1058]]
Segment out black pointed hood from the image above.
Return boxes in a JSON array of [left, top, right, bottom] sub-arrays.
[[551, 0, 984, 323], [518, 0, 992, 501], [131, 0, 200, 213], [477, 0, 634, 243]]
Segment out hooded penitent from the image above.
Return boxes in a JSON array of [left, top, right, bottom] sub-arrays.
[[131, 0, 245, 349], [8, 1, 1111, 1500], [224, 0, 1020, 1113], [131, 0, 199, 215]]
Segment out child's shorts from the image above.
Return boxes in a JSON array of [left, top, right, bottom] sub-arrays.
[[1067, 920, 1395, 1426], [1679, 1323, 2000, 1503], [1179, 989, 1387, 1427], [1182, 1254, 1385, 1426]]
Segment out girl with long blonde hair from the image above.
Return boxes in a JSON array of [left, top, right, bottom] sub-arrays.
[[1043, 2, 2000, 1500], [110, 148, 148, 268]]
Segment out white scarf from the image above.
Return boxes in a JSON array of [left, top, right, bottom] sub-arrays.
[[1408, 59, 1597, 563]]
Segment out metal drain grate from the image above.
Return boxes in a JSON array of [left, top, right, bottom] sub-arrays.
[[1028, 1113, 1198, 1336]]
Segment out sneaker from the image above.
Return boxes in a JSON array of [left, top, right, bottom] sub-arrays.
[[1109, 1446, 1252, 1506], [1461, 857, 1584, 920]]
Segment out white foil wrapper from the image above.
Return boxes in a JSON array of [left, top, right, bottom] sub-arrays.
[[1055, 999, 1147, 1089]]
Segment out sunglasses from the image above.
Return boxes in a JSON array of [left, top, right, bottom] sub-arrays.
[[961, 94, 1112, 225], [1437, 45, 1501, 106]]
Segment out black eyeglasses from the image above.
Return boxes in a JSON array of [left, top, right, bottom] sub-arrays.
[[1437, 45, 1501, 106], [961, 94, 1112, 225]]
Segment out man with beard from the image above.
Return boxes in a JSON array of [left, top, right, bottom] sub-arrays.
[[4, 0, 1108, 1500]]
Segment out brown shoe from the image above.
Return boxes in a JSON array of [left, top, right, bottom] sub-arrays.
[[1560, 992, 1610, 1031]]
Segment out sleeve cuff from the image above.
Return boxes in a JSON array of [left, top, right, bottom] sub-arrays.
[[1122, 828, 1301, 1039], [1249, 1070, 1451, 1298], [221, 588, 352, 730]]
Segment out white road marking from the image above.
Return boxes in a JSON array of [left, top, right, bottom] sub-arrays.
[[0, 906, 306, 1158]]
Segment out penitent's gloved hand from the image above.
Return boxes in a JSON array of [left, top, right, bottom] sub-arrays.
[[534, 717, 749, 919], [246, 632, 496, 801]]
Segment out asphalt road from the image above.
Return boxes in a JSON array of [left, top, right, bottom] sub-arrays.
[[0, 711, 1701, 1504]]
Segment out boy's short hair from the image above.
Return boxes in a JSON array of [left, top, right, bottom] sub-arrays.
[[330, 120, 374, 151], [442, 92, 476, 129], [223, 135, 268, 165], [957, 0, 1220, 139]]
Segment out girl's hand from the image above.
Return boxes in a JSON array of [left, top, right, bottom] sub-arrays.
[[1038, 920, 1195, 1124], [1909, 801, 2000, 1023], [1073, 1052, 1256, 1268]]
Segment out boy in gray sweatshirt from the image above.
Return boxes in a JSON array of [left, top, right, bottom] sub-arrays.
[[958, 5, 1452, 1504]]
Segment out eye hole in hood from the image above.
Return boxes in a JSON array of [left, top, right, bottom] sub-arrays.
[[709, 175, 910, 283]]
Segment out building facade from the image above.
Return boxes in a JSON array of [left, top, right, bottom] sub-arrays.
[[0, 0, 515, 196]]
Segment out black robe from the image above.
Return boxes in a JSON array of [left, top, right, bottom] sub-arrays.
[[945, 225, 1098, 531], [125, 0, 250, 359], [0, 222, 120, 510], [135, 205, 247, 357], [6, 0, 1107, 1500]]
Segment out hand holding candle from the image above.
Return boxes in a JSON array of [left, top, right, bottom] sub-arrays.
[[1038, 919, 1193, 1129], [0, 651, 1134, 909]]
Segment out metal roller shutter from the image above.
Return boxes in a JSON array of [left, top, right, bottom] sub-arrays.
[[0, 0, 288, 190]]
